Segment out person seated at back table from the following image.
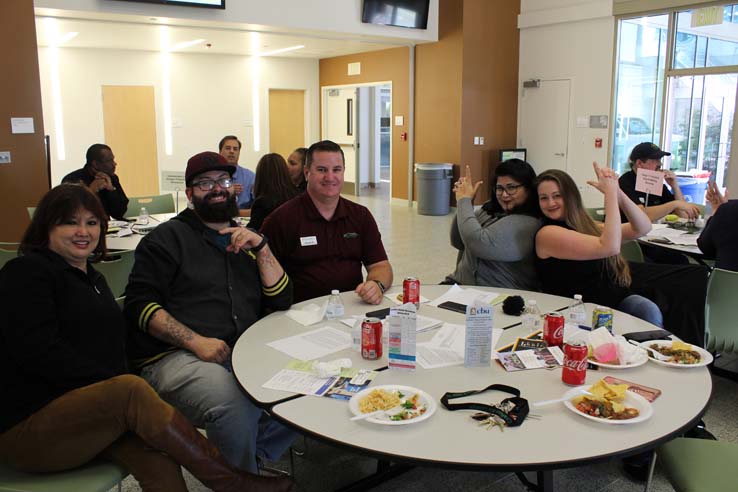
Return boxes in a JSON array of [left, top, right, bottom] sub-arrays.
[[246, 153, 299, 230], [535, 164, 663, 327], [619, 142, 701, 264], [62, 143, 129, 220], [698, 181, 738, 271], [0, 183, 294, 492], [286, 147, 308, 192], [124, 151, 296, 474], [445, 160, 542, 290], [261, 140, 393, 304]]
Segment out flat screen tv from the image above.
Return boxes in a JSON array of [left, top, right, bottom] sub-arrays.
[[500, 148, 527, 162], [113, 0, 225, 9], [362, 0, 430, 29]]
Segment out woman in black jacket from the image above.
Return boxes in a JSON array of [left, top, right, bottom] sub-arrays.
[[0, 184, 294, 492], [247, 153, 300, 230]]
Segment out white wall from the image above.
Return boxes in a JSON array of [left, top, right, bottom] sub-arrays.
[[518, 0, 615, 206], [38, 46, 319, 186], [35, 0, 439, 44]]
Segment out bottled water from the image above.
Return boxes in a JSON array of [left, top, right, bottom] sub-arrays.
[[522, 299, 541, 334], [568, 294, 587, 327], [325, 290, 345, 319], [138, 207, 149, 225]]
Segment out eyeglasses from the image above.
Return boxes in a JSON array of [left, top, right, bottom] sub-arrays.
[[192, 178, 233, 191], [494, 183, 524, 195]]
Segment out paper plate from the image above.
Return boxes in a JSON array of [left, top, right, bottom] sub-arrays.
[[587, 349, 648, 369], [640, 340, 713, 368], [349, 385, 436, 426], [563, 387, 652, 425]]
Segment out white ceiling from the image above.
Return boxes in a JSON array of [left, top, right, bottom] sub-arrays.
[[35, 15, 404, 58]]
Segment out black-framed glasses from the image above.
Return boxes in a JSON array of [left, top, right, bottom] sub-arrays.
[[494, 183, 524, 195], [192, 178, 233, 191]]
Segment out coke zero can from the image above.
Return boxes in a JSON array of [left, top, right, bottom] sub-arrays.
[[361, 317, 383, 360], [562, 342, 588, 386], [543, 312, 565, 347], [403, 277, 420, 307]]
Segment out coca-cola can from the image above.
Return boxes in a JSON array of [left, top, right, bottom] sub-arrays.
[[543, 312, 565, 347], [403, 277, 420, 307], [361, 317, 383, 360], [562, 342, 588, 386]]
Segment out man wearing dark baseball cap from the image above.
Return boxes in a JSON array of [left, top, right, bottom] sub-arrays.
[[124, 151, 296, 474], [619, 141, 700, 222]]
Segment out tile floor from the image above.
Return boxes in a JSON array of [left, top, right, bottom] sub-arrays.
[[118, 191, 738, 492]]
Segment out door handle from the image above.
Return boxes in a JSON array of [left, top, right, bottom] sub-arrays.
[[554, 152, 565, 157]]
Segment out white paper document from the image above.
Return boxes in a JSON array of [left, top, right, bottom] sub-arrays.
[[285, 302, 328, 326], [388, 304, 417, 371], [416, 323, 503, 369], [267, 326, 351, 361], [262, 369, 340, 395], [429, 285, 500, 307], [340, 314, 442, 333], [464, 301, 494, 367]]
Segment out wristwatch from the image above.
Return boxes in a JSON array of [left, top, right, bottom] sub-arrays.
[[373, 279, 386, 294]]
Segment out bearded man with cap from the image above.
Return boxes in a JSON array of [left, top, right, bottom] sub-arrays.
[[123, 151, 295, 473], [619, 141, 701, 222]]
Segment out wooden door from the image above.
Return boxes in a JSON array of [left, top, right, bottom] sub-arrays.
[[102, 85, 159, 196], [268, 89, 305, 160]]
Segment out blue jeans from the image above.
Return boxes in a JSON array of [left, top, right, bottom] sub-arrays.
[[618, 294, 664, 328], [141, 350, 296, 473]]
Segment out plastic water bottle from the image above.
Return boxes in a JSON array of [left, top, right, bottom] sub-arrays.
[[138, 207, 149, 225], [568, 294, 587, 327], [522, 299, 541, 334], [325, 290, 345, 319]]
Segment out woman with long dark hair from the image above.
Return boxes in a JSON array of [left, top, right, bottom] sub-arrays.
[[247, 153, 300, 230], [286, 147, 308, 192], [446, 159, 542, 289], [534, 164, 662, 325], [0, 184, 294, 492]]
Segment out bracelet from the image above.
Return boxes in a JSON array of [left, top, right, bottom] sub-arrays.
[[250, 234, 268, 253], [373, 279, 386, 294]]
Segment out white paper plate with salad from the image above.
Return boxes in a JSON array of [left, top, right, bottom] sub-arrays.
[[348, 385, 436, 426], [639, 340, 713, 368]]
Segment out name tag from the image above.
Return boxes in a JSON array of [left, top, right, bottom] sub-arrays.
[[300, 236, 318, 246]]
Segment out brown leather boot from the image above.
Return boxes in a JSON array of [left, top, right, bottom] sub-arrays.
[[149, 412, 296, 492]]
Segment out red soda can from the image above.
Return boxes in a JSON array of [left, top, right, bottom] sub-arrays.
[[361, 317, 383, 360], [403, 277, 420, 307], [562, 342, 588, 386], [543, 312, 565, 347]]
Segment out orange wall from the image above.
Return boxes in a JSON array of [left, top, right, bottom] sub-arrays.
[[319, 47, 410, 200], [0, 0, 49, 241], [460, 0, 521, 202], [415, 0, 464, 198]]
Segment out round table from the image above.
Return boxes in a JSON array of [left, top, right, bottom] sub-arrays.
[[232, 285, 712, 491]]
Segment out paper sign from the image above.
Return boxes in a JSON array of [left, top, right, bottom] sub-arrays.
[[388, 303, 417, 371], [635, 168, 664, 196], [10, 117, 34, 134], [464, 299, 493, 367], [161, 171, 186, 192]]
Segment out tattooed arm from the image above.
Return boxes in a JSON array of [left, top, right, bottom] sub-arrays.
[[147, 309, 231, 363]]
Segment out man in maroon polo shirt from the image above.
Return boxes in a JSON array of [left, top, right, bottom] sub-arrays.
[[261, 140, 393, 304]]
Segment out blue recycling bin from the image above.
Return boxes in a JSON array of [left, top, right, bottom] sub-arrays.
[[676, 173, 710, 204]]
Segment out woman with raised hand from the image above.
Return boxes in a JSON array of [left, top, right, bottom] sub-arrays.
[[247, 153, 300, 230], [534, 163, 663, 326], [446, 160, 542, 290], [0, 184, 294, 492]]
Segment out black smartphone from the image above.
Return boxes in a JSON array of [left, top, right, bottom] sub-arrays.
[[438, 301, 468, 314], [365, 307, 391, 320], [624, 329, 673, 343]]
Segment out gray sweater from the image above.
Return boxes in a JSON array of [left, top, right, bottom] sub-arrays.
[[448, 197, 542, 290]]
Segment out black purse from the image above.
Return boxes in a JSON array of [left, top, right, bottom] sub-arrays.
[[440, 384, 529, 429]]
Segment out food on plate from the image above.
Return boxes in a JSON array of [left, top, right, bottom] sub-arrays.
[[572, 379, 640, 420], [359, 389, 401, 413], [358, 388, 427, 421], [665, 214, 679, 222], [648, 341, 701, 365]]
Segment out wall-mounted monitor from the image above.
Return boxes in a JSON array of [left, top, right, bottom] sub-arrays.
[[362, 0, 430, 29], [113, 0, 225, 9], [500, 148, 527, 162]]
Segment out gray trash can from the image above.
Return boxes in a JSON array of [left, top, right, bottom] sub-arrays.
[[415, 163, 454, 216]]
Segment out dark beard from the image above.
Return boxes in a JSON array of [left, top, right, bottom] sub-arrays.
[[192, 190, 239, 223]]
